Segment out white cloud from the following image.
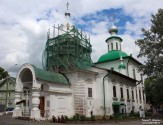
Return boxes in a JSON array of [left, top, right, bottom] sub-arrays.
[[0, 0, 163, 76]]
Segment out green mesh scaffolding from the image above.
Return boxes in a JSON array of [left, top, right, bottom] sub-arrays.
[[42, 25, 93, 72]]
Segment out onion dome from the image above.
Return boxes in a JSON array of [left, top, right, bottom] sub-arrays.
[[109, 25, 118, 35], [118, 63, 126, 69], [118, 56, 126, 69]]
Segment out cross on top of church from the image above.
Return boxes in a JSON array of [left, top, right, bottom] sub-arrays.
[[66, 2, 69, 10]]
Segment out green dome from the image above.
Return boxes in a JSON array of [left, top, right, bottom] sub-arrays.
[[98, 50, 128, 63]]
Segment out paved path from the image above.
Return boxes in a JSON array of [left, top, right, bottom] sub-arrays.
[[0, 115, 145, 125]]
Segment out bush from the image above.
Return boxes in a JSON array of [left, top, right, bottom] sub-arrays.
[[64, 115, 69, 121], [133, 112, 139, 118], [91, 115, 95, 121], [113, 114, 120, 119], [72, 113, 81, 121], [95, 115, 103, 120], [72, 115, 77, 121], [121, 114, 128, 119], [102, 115, 106, 120], [76, 113, 80, 121], [52, 115, 57, 122], [61, 115, 65, 123], [145, 112, 153, 117], [57, 116, 61, 123], [80, 115, 86, 121], [109, 115, 114, 120]]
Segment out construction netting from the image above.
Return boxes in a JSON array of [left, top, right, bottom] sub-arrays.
[[42, 25, 93, 72]]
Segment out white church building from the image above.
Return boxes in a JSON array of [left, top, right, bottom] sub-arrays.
[[13, 4, 146, 120]]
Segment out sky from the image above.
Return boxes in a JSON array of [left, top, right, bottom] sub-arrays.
[[0, 0, 163, 76]]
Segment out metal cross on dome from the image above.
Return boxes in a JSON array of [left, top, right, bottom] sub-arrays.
[[66, 2, 69, 10]]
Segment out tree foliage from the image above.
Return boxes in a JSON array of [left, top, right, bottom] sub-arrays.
[[144, 78, 163, 107], [135, 9, 163, 77], [0, 67, 8, 80], [136, 9, 163, 107]]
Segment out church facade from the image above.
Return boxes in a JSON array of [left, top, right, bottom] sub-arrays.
[[13, 4, 146, 120]]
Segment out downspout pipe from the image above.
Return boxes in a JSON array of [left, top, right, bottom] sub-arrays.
[[103, 68, 113, 116], [127, 54, 132, 76], [103, 73, 109, 116]]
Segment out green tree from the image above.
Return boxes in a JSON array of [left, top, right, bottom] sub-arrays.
[[0, 67, 8, 80], [136, 9, 163, 77], [136, 9, 163, 107]]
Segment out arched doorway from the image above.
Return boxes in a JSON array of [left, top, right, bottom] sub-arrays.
[[20, 68, 33, 116], [39, 84, 49, 117]]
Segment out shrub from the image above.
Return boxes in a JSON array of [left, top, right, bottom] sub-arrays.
[[76, 113, 80, 120], [57, 116, 61, 123], [145, 112, 153, 117], [91, 115, 95, 121], [113, 114, 119, 119], [52, 115, 57, 122], [64, 115, 69, 121], [95, 115, 103, 120], [109, 115, 114, 120], [102, 115, 106, 120], [86, 117, 91, 121], [72, 115, 77, 121], [61, 115, 65, 123], [133, 112, 139, 118], [80, 115, 86, 121], [121, 114, 128, 119]]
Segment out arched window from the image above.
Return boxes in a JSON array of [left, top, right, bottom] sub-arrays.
[[113, 86, 116, 97], [132, 90, 134, 100], [88, 88, 92, 97], [143, 90, 145, 101], [111, 43, 113, 50], [139, 89, 142, 101], [133, 69, 136, 79], [120, 87, 123, 98], [141, 74, 143, 84], [116, 42, 118, 50], [127, 89, 129, 99], [136, 89, 138, 100]]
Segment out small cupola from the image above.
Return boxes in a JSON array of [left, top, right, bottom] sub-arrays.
[[118, 56, 126, 75], [105, 24, 122, 52]]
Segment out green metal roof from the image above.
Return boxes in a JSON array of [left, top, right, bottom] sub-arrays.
[[118, 63, 126, 69], [32, 65, 69, 85], [98, 50, 128, 63], [105, 36, 122, 42]]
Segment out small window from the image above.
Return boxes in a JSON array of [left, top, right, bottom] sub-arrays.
[[127, 89, 129, 99], [113, 86, 116, 97], [141, 74, 143, 84], [120, 87, 123, 98], [136, 89, 138, 100], [41, 84, 43, 91], [132, 90, 134, 100], [133, 69, 136, 79], [139, 89, 142, 100], [8, 93, 10, 97], [116, 42, 118, 50], [108, 45, 109, 51], [143, 90, 145, 101], [111, 43, 113, 50], [88, 88, 92, 97]]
